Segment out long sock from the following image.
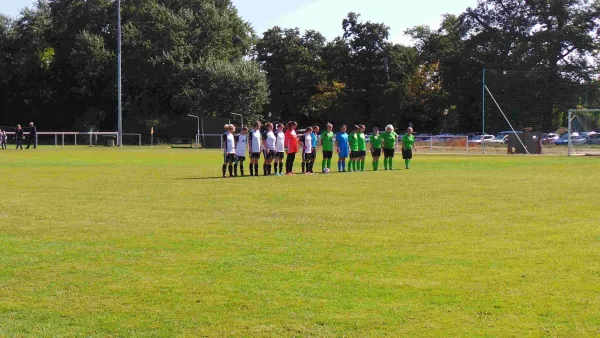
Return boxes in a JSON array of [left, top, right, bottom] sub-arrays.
[[263, 164, 268, 176], [375, 160, 379, 170], [384, 158, 388, 169], [222, 164, 227, 176], [254, 163, 259, 176], [327, 158, 331, 169], [389, 158, 393, 169], [407, 159, 411, 168], [250, 163, 254, 176], [301, 162, 306, 174], [268, 164, 272, 175], [240, 162, 245, 176], [279, 162, 283, 174], [342, 161, 346, 171], [309, 162, 314, 173], [360, 160, 365, 171], [228, 164, 233, 176], [322, 160, 326, 171], [234, 163, 238, 175], [338, 161, 342, 171], [372, 161, 376, 170]]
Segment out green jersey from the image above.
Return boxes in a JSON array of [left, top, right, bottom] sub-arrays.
[[402, 134, 415, 150], [348, 132, 359, 151], [321, 131, 334, 151], [370, 134, 382, 148], [381, 131, 397, 149], [357, 133, 366, 151]]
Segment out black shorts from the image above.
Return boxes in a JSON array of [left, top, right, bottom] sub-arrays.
[[383, 148, 395, 158], [303, 152, 314, 161], [250, 152, 261, 160], [224, 153, 236, 163], [236, 155, 246, 162], [350, 150, 359, 159], [322, 151, 333, 159], [358, 150, 366, 157], [371, 149, 381, 157], [402, 149, 413, 160], [264, 150, 276, 160], [276, 152, 285, 160]]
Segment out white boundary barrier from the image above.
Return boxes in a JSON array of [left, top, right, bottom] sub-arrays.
[[4, 131, 142, 147]]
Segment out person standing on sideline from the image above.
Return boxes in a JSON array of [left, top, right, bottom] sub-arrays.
[[370, 127, 382, 170], [320, 123, 335, 172], [284, 121, 299, 175], [335, 125, 349, 172], [381, 124, 398, 170], [348, 125, 360, 172], [15, 125, 24, 150], [248, 121, 262, 176], [402, 127, 417, 169], [0, 129, 5, 150], [357, 125, 367, 171], [27, 122, 37, 149], [262, 122, 277, 176], [222, 124, 236, 178], [234, 127, 248, 176], [273, 123, 286, 176]]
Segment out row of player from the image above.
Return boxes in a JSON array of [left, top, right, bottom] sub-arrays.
[[221, 121, 417, 177]]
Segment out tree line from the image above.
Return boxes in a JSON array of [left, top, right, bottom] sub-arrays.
[[1, 0, 599, 134]]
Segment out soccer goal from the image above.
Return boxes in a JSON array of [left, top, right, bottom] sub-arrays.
[[568, 109, 600, 156]]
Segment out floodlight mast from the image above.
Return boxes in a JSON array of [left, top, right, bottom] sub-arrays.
[[117, 0, 122, 147]]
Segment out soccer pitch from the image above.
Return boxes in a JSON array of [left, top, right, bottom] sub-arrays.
[[0, 148, 598, 336]]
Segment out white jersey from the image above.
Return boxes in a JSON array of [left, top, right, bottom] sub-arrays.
[[235, 134, 247, 156], [225, 133, 235, 154], [303, 134, 313, 153], [275, 131, 285, 152], [265, 131, 276, 151], [249, 129, 262, 153]]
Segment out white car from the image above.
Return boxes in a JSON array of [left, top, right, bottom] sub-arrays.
[[543, 133, 560, 143], [490, 135, 508, 144], [469, 134, 495, 143]]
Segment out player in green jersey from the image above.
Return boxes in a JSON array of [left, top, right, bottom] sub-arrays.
[[381, 124, 398, 170], [369, 127, 382, 171], [320, 123, 335, 172], [357, 125, 367, 171], [348, 125, 360, 172], [401, 127, 417, 169]]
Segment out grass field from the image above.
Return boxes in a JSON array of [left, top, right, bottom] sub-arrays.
[[0, 148, 599, 337]]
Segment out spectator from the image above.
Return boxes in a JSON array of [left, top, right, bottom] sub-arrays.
[[15, 125, 24, 150], [27, 122, 37, 149], [0, 129, 5, 150]]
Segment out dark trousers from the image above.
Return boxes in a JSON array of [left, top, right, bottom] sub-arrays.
[[16, 140, 23, 149], [286, 153, 296, 173], [27, 136, 36, 149]]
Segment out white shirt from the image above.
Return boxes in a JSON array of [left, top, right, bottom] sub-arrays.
[[265, 131, 276, 151], [275, 130, 285, 152], [235, 134, 247, 156], [250, 129, 262, 153], [225, 133, 235, 154], [304, 133, 313, 153]]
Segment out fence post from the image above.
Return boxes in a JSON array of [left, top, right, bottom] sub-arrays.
[[90, 132, 92, 147], [429, 136, 433, 153], [55, 134, 57, 147], [62, 133, 64, 148], [75, 134, 77, 146], [139, 134, 141, 147], [466, 136, 469, 153]]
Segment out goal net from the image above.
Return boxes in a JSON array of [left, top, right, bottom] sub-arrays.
[[568, 109, 600, 156], [483, 70, 588, 155]]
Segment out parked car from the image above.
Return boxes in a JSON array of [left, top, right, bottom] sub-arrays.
[[543, 133, 560, 143], [469, 134, 495, 143], [490, 134, 508, 144], [585, 133, 600, 145], [553, 133, 586, 145]]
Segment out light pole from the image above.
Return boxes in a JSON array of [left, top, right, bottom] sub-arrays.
[[117, 0, 122, 147], [442, 108, 449, 134], [231, 113, 243, 129], [187, 114, 200, 148]]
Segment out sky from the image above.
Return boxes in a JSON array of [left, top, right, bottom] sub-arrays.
[[1, 0, 478, 45]]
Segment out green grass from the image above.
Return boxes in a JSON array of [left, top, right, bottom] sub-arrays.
[[0, 148, 599, 336]]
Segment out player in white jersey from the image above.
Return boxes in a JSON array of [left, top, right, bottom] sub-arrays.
[[301, 127, 314, 175], [262, 122, 277, 176], [248, 121, 262, 176], [273, 123, 286, 176], [222, 124, 236, 178], [234, 126, 248, 176]]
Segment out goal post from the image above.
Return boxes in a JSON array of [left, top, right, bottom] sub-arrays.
[[568, 109, 600, 156]]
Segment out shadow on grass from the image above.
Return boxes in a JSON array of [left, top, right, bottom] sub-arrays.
[[174, 170, 392, 180]]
